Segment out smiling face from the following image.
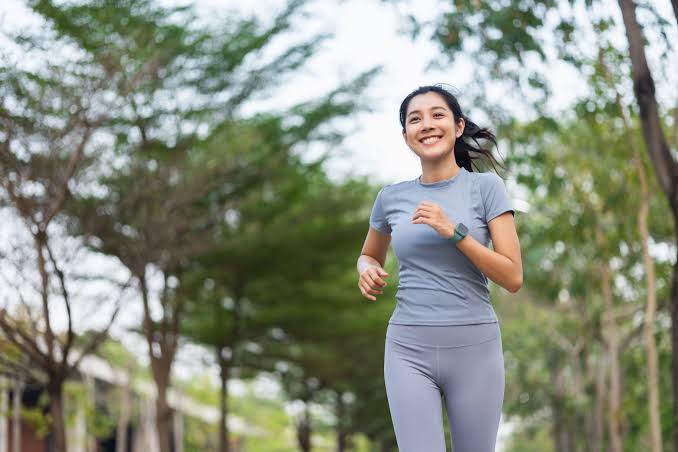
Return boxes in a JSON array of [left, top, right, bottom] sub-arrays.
[[402, 91, 464, 162]]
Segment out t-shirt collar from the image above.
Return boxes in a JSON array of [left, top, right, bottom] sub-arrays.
[[416, 167, 467, 188]]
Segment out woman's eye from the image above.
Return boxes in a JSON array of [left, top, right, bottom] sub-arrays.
[[409, 117, 420, 122], [434, 113, 444, 117]]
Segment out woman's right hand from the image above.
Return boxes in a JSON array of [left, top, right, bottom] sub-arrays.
[[358, 266, 389, 301]]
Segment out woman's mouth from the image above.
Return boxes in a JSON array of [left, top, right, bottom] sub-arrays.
[[420, 135, 442, 145]]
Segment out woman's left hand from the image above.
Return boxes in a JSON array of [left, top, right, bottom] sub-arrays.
[[412, 201, 455, 239]]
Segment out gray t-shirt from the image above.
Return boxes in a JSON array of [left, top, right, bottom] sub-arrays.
[[369, 166, 514, 326]]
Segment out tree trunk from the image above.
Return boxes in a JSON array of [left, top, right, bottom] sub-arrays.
[[140, 274, 177, 452], [550, 367, 572, 452], [617, 0, 677, 194], [583, 348, 604, 452], [600, 262, 624, 452], [218, 347, 230, 452], [552, 397, 568, 452], [552, 396, 574, 452], [606, 335, 623, 452], [150, 345, 173, 452], [47, 380, 67, 452], [154, 381, 172, 452], [603, 42, 664, 451], [616, 1, 678, 448], [636, 152, 663, 452], [335, 392, 347, 452], [590, 356, 605, 452], [296, 401, 312, 452]]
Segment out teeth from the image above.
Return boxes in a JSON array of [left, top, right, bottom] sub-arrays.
[[421, 136, 441, 144]]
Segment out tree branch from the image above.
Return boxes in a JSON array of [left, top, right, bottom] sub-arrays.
[[34, 232, 56, 363], [43, 127, 92, 226], [43, 236, 74, 362], [0, 353, 43, 383], [0, 310, 49, 369]]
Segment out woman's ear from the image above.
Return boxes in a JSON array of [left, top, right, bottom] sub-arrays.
[[456, 118, 465, 138], [402, 130, 408, 144]]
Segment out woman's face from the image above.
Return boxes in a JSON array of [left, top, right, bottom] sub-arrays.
[[402, 91, 464, 161]]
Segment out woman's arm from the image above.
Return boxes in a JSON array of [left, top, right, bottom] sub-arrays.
[[357, 227, 392, 301], [412, 202, 522, 292], [456, 212, 522, 292]]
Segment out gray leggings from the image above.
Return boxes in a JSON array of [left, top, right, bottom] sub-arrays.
[[384, 322, 505, 452]]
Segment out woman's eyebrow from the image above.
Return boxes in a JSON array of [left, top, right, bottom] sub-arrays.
[[407, 106, 449, 117]]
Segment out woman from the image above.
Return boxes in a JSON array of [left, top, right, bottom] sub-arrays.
[[356, 84, 522, 452]]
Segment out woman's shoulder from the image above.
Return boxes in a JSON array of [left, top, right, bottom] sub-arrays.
[[379, 178, 417, 195], [470, 170, 505, 192], [469, 169, 502, 182]]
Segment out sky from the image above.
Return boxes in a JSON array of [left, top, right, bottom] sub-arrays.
[[2, 0, 676, 187], [175, 0, 484, 185], [172, 0, 675, 209]]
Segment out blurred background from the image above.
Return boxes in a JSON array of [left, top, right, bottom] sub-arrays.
[[0, 0, 676, 451]]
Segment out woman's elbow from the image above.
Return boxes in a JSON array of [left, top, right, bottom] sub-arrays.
[[506, 272, 523, 293]]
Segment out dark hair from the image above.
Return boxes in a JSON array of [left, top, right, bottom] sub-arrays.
[[399, 84, 505, 174]]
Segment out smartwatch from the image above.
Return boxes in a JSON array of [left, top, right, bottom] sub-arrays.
[[450, 222, 469, 245]]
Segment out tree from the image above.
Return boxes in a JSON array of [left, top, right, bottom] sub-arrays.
[[616, 3, 678, 447], [497, 98, 672, 449], [182, 144, 382, 451], [31, 0, 379, 450], [0, 13, 131, 449], [234, 213, 399, 451]]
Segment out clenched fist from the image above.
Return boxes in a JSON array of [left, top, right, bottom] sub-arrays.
[[412, 201, 455, 239], [358, 266, 389, 302]]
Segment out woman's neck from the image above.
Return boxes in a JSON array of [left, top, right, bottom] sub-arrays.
[[419, 158, 460, 184]]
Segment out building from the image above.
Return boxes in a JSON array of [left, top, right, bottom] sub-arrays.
[[0, 353, 261, 452]]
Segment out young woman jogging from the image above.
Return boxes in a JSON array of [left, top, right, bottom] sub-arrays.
[[357, 84, 523, 452]]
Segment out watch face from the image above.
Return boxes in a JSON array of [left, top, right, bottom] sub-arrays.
[[456, 223, 469, 235]]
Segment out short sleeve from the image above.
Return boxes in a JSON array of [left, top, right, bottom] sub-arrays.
[[481, 173, 515, 223], [369, 188, 392, 234]]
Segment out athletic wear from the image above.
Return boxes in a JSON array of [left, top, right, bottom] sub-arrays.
[[369, 167, 514, 451], [384, 322, 505, 452], [369, 167, 514, 326]]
